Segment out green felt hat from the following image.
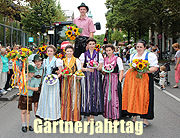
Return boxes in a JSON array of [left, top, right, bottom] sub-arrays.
[[27, 64, 36, 73], [77, 2, 89, 12], [32, 54, 42, 62]]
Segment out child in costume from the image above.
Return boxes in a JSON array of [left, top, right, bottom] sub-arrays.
[[79, 37, 104, 124], [18, 65, 39, 132], [32, 54, 44, 115]]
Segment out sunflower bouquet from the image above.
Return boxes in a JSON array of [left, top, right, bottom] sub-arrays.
[[17, 48, 32, 60], [59, 23, 83, 44], [6, 50, 19, 60], [129, 59, 150, 79], [36, 45, 48, 59]]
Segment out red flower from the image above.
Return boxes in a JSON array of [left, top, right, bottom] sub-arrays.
[[65, 71, 69, 74], [97, 48, 100, 52], [70, 27, 72, 30]]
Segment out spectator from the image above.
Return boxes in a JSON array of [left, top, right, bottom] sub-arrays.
[[171, 43, 180, 88], [4, 49, 13, 91], [0, 46, 3, 97], [0, 48, 9, 95], [152, 47, 158, 58]]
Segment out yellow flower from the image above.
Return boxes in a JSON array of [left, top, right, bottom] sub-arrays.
[[142, 60, 148, 64], [132, 59, 139, 63], [22, 52, 26, 57], [40, 46, 46, 52], [137, 62, 145, 70], [66, 30, 72, 37], [72, 28, 79, 35], [96, 44, 100, 48], [21, 48, 29, 52], [70, 36, 76, 40]]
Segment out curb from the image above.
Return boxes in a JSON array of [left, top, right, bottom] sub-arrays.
[[0, 88, 19, 101]]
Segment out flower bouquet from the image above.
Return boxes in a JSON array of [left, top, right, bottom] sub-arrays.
[[36, 45, 48, 59], [61, 68, 72, 76], [73, 70, 85, 78], [45, 74, 58, 85], [6, 50, 19, 60], [59, 23, 83, 44], [102, 64, 114, 73], [86, 60, 99, 69], [129, 59, 150, 79], [94, 44, 100, 52], [17, 48, 32, 60]]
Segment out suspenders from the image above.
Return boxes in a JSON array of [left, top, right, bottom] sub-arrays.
[[131, 52, 149, 63]]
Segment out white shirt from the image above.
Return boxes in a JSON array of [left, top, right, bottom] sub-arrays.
[[130, 51, 159, 67], [59, 58, 82, 71], [79, 53, 104, 64]]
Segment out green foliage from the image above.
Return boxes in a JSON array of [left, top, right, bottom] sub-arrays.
[[94, 34, 105, 46], [111, 29, 123, 42], [105, 0, 180, 40], [20, 0, 66, 36]]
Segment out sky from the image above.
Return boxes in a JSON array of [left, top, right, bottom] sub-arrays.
[[59, 0, 107, 35]]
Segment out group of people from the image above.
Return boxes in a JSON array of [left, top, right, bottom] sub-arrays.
[[16, 37, 160, 133]]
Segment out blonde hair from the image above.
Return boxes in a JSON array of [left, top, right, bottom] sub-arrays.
[[1, 48, 6, 53], [13, 45, 20, 50], [172, 43, 179, 48], [46, 45, 57, 54], [160, 65, 166, 71]]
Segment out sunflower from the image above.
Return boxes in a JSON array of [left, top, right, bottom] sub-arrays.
[[96, 44, 100, 48], [72, 28, 79, 35], [70, 36, 76, 40], [66, 30, 72, 37], [132, 59, 139, 63], [137, 62, 145, 70], [21, 48, 29, 52], [142, 60, 148, 64], [22, 52, 26, 57], [40, 46, 46, 52]]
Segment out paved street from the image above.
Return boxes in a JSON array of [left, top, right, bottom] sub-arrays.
[[0, 64, 180, 138]]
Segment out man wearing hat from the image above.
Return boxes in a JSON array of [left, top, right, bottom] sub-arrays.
[[18, 64, 39, 132], [73, 2, 96, 58], [32, 54, 44, 115]]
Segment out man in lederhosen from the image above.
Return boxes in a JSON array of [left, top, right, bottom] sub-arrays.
[[73, 2, 96, 58]]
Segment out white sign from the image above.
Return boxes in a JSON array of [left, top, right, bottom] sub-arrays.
[[48, 30, 54, 34]]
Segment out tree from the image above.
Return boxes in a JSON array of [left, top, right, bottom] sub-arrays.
[[94, 34, 105, 46], [20, 0, 66, 36], [111, 29, 124, 45], [105, 0, 180, 42]]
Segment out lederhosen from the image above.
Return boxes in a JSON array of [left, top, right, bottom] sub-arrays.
[[18, 95, 33, 111], [74, 36, 89, 58]]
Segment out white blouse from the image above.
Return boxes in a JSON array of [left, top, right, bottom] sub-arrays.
[[43, 58, 62, 67], [130, 51, 159, 67], [103, 57, 124, 71], [59, 58, 82, 71], [79, 53, 104, 64]]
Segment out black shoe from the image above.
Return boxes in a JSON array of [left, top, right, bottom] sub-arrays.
[[29, 126, 34, 131], [22, 126, 27, 133]]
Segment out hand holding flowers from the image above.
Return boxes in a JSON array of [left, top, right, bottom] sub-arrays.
[[129, 59, 150, 79]]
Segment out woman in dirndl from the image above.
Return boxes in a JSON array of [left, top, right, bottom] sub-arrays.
[[79, 37, 104, 124], [60, 45, 82, 121], [122, 39, 159, 128], [102, 44, 124, 127], [36, 45, 62, 121]]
